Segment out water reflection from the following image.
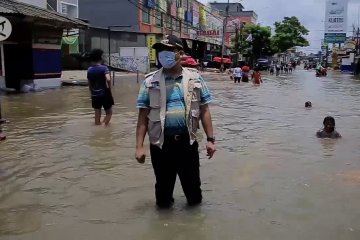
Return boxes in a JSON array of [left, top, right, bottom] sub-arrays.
[[1, 71, 360, 239], [0, 192, 42, 236]]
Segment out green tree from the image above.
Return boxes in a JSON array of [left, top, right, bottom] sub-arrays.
[[244, 24, 273, 59], [271, 16, 309, 53], [232, 23, 273, 64]]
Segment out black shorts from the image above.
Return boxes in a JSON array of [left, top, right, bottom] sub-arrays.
[[91, 90, 114, 111]]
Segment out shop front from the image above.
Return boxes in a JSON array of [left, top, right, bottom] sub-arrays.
[[0, 0, 87, 91]]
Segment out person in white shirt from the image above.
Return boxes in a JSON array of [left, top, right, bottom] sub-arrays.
[[233, 65, 242, 83]]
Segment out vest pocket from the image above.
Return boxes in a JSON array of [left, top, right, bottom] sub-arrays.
[[149, 88, 160, 108], [148, 109, 161, 143], [191, 109, 200, 133]]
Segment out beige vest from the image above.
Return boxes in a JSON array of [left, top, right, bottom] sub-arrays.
[[144, 68, 202, 148]]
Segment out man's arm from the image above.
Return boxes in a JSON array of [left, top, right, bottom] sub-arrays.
[[200, 104, 216, 159], [136, 108, 150, 149], [200, 104, 213, 138], [105, 73, 112, 89]]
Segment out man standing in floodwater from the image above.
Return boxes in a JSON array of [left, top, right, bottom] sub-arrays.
[[135, 35, 216, 208], [87, 49, 114, 126]]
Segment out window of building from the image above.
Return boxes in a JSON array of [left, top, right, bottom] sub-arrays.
[[176, 0, 182, 8], [175, 20, 181, 32], [156, 13, 163, 27], [47, 0, 57, 11], [60, 2, 78, 18], [61, 3, 68, 14], [165, 16, 172, 29], [236, 5, 242, 12], [184, 24, 189, 33], [142, 7, 151, 24]]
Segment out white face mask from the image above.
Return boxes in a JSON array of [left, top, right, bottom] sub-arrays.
[[158, 51, 177, 69]]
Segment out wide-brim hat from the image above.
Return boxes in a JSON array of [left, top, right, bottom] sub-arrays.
[[152, 34, 184, 50]]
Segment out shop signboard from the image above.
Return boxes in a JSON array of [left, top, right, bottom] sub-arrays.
[[0, 17, 12, 42], [324, 0, 348, 34]]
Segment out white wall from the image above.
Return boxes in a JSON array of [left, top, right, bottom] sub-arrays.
[[17, 0, 47, 8], [58, 0, 78, 18]]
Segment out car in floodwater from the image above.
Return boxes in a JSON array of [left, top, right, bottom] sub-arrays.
[[256, 58, 270, 70]]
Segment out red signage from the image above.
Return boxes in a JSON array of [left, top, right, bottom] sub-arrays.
[[197, 30, 220, 37], [170, 3, 177, 16]]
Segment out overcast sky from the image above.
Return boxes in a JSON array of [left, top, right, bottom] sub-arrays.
[[201, 0, 360, 53]]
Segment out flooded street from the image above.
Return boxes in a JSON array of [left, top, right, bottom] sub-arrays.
[[1, 69, 360, 240]]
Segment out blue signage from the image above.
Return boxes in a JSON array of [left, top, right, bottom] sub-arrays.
[[324, 33, 346, 44], [147, 0, 155, 8], [185, 11, 193, 23]]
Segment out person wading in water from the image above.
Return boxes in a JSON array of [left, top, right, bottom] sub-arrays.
[[87, 49, 114, 126], [135, 35, 216, 208]]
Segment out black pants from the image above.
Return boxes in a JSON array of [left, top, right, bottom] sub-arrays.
[[91, 89, 114, 111], [242, 75, 249, 82], [234, 77, 241, 83], [150, 136, 202, 208]]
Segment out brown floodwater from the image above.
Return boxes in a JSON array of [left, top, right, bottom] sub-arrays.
[[0, 70, 360, 240]]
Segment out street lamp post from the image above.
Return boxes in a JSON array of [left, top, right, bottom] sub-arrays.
[[107, 25, 131, 85]]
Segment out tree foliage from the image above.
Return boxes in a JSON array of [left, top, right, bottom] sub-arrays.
[[232, 24, 274, 59], [231, 16, 309, 59], [271, 16, 309, 53], [243, 24, 272, 58]]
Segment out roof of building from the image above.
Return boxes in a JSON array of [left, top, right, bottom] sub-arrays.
[[0, 0, 88, 29], [209, 1, 244, 9], [229, 10, 258, 18]]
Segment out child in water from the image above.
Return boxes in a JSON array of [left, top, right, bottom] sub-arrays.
[[316, 116, 341, 139], [252, 68, 263, 85], [305, 101, 312, 108]]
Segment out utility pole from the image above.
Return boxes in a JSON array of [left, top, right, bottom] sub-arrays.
[[220, 0, 230, 72], [357, 27, 360, 56], [356, 27, 360, 75], [233, 23, 239, 64]]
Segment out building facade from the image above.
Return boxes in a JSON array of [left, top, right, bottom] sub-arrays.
[[210, 2, 257, 46], [17, 0, 80, 54], [47, 0, 80, 54], [78, 0, 224, 65], [0, 0, 86, 91]]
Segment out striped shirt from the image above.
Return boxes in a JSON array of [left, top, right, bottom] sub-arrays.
[[137, 74, 212, 135]]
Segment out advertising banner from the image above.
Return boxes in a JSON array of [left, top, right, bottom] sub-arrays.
[[146, 35, 156, 63], [324, 0, 348, 33], [199, 6, 207, 27]]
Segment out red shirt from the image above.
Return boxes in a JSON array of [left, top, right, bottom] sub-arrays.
[[252, 72, 262, 84]]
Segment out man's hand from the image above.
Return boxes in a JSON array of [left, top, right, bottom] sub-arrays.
[[206, 142, 216, 159], [135, 147, 146, 164]]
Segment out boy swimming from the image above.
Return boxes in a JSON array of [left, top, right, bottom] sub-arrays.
[[305, 101, 312, 108], [316, 116, 341, 139]]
